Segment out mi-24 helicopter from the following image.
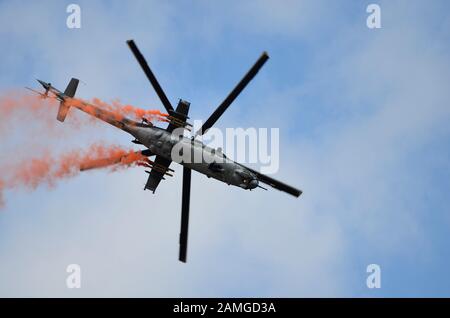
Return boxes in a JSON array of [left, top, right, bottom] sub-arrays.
[[28, 40, 302, 263]]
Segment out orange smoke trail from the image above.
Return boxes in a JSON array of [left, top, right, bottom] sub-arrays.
[[0, 89, 166, 208], [0, 91, 168, 132], [0, 91, 55, 115], [0, 91, 59, 132], [0, 144, 148, 208], [64, 97, 168, 123], [101, 98, 168, 122]]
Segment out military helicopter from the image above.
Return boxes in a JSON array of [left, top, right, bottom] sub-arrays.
[[30, 40, 302, 262]]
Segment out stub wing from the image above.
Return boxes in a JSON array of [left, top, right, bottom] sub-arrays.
[[144, 155, 173, 193]]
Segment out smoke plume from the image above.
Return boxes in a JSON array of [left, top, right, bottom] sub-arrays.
[[0, 144, 149, 208], [0, 90, 166, 207]]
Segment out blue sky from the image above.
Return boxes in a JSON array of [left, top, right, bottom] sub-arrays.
[[0, 0, 449, 297]]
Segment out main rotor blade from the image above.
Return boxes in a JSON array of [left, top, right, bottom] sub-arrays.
[[179, 167, 192, 263], [127, 39, 174, 113], [195, 51, 269, 137]]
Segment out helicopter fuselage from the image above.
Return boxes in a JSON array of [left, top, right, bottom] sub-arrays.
[[127, 125, 259, 190]]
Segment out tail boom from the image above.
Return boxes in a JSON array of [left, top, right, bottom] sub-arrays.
[[55, 77, 140, 132]]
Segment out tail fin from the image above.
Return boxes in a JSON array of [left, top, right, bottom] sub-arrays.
[[57, 78, 79, 122]]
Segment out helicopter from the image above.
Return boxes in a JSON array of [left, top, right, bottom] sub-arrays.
[[30, 40, 302, 262]]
